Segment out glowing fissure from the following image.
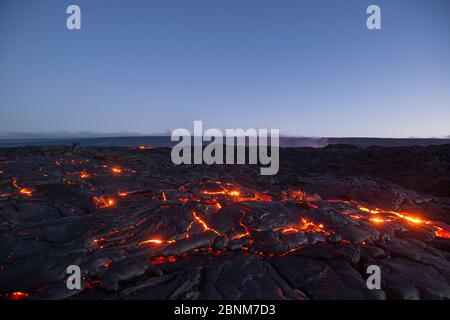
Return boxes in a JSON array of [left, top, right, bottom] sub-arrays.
[[350, 203, 450, 239]]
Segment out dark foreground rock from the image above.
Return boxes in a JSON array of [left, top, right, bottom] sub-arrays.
[[0, 145, 450, 300]]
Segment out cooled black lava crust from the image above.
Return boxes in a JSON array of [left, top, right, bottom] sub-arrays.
[[1, 144, 450, 300]]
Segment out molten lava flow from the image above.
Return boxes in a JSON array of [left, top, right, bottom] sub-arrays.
[[192, 209, 222, 236], [280, 218, 329, 235], [192, 210, 212, 231], [281, 189, 321, 203], [137, 146, 150, 150], [112, 167, 122, 174], [358, 207, 382, 214], [80, 170, 90, 179], [201, 188, 271, 203], [102, 260, 112, 268], [141, 239, 163, 244], [389, 211, 425, 224], [255, 193, 273, 202], [202, 190, 227, 195], [92, 196, 116, 208], [151, 256, 177, 264], [19, 188, 33, 196], [11, 178, 19, 189], [129, 145, 155, 150], [11, 178, 34, 196], [356, 206, 426, 225], [229, 190, 240, 197], [348, 201, 450, 239], [281, 227, 298, 234], [2, 291, 29, 300], [139, 238, 176, 245], [195, 182, 272, 203], [300, 218, 327, 233], [435, 228, 450, 239], [369, 217, 390, 224]]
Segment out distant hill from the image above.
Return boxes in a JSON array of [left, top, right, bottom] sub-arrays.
[[327, 138, 450, 148], [0, 135, 449, 148]]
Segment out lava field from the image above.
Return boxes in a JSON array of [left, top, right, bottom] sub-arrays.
[[1, 145, 450, 300]]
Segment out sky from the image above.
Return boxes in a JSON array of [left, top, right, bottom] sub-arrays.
[[0, 0, 449, 138]]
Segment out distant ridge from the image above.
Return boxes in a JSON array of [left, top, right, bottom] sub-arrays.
[[0, 135, 449, 148], [328, 137, 450, 148]]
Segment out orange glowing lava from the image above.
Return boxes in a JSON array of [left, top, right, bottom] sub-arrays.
[[102, 260, 112, 268], [3, 291, 29, 300], [92, 196, 116, 208], [152, 256, 177, 264], [142, 239, 163, 244], [369, 217, 389, 224], [279, 219, 328, 235], [202, 190, 227, 195], [19, 188, 33, 196], [112, 167, 122, 174], [282, 227, 298, 234], [11, 178, 19, 189], [356, 205, 426, 225], [300, 218, 326, 233], [435, 226, 450, 239], [139, 237, 176, 245], [11, 178, 34, 196], [136, 146, 154, 150], [192, 210, 222, 236], [229, 190, 240, 197], [358, 207, 381, 214], [391, 212, 425, 224], [192, 210, 211, 231], [80, 170, 90, 179], [350, 202, 450, 239]]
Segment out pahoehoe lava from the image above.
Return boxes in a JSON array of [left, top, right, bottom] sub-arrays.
[[1, 144, 450, 300]]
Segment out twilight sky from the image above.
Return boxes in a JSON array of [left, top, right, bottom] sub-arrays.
[[0, 0, 449, 138]]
